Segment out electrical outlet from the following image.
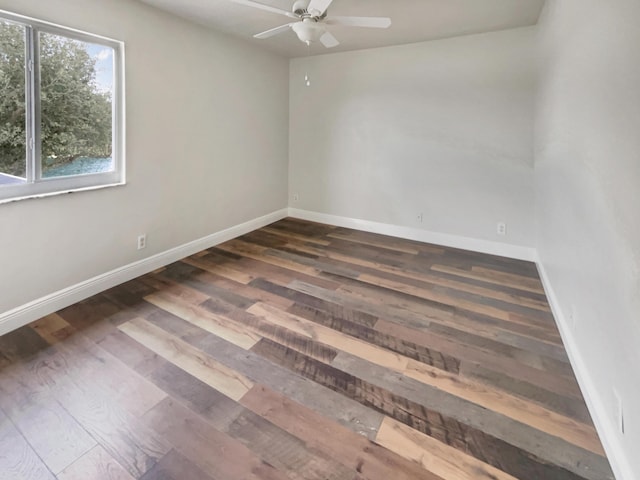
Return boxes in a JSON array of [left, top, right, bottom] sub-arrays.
[[293, 193, 299, 202], [417, 213, 423, 223], [497, 222, 507, 236], [137, 234, 146, 250], [614, 389, 625, 435]]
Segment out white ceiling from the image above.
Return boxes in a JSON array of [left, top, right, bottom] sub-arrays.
[[137, 0, 546, 58]]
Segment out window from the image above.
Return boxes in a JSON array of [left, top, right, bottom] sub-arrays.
[[0, 10, 124, 202]]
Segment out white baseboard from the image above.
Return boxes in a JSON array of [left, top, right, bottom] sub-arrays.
[[536, 258, 632, 480], [0, 208, 288, 336], [288, 208, 536, 262]]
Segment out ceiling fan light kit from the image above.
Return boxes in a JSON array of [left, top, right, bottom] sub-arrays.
[[292, 20, 325, 44], [229, 0, 392, 49]]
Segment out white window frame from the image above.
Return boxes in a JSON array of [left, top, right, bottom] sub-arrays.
[[0, 10, 125, 203]]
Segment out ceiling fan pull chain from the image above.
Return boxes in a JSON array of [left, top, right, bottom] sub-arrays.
[[305, 40, 311, 87]]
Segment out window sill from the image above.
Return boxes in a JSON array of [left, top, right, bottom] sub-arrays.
[[0, 181, 126, 205]]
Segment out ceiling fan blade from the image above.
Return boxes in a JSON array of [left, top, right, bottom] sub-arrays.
[[320, 31, 340, 48], [229, 0, 298, 19], [326, 16, 392, 28], [254, 23, 295, 39], [307, 0, 334, 16]]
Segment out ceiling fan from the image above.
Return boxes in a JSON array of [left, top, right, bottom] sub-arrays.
[[230, 0, 392, 49]]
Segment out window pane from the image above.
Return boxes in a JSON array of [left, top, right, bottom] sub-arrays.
[[39, 32, 113, 178], [0, 20, 27, 185]]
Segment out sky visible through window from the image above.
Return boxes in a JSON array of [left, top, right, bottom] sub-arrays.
[[86, 43, 114, 93]]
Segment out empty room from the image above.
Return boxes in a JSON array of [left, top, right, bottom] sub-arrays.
[[0, 0, 637, 479]]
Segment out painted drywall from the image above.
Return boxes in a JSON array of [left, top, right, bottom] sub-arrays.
[[535, 1, 640, 478], [289, 27, 537, 248], [0, 0, 289, 315]]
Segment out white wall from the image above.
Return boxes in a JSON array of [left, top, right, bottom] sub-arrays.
[[535, 1, 640, 478], [289, 27, 537, 249], [0, 0, 289, 315]]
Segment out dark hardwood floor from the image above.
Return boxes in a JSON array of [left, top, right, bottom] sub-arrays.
[[0, 218, 614, 479]]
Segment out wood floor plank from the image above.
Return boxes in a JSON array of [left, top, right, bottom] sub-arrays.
[[261, 245, 367, 282], [146, 358, 242, 419], [119, 317, 254, 401], [248, 301, 591, 452], [426, 264, 547, 297], [96, 330, 163, 378], [460, 361, 593, 424], [145, 290, 261, 349], [375, 318, 584, 398], [431, 264, 546, 294], [263, 299, 593, 447], [160, 262, 257, 309], [139, 449, 213, 480], [252, 337, 609, 480], [184, 326, 384, 440], [376, 416, 518, 480], [333, 275, 561, 343], [323, 237, 427, 271], [0, 407, 55, 480], [226, 408, 360, 480], [203, 304, 340, 364], [183, 255, 257, 284], [248, 302, 410, 373], [403, 358, 601, 454], [142, 398, 289, 480], [241, 384, 444, 480], [33, 327, 168, 419], [292, 279, 567, 373], [30, 347, 171, 478], [56, 296, 125, 342], [217, 239, 319, 276], [229, 253, 343, 291], [316, 243, 551, 312], [287, 302, 461, 373], [263, 246, 365, 280], [472, 265, 546, 289], [357, 272, 555, 328], [327, 232, 423, 254], [142, 351, 371, 480], [272, 218, 336, 236], [438, 250, 539, 279], [283, 278, 446, 327], [262, 226, 331, 246], [328, 228, 446, 255], [250, 278, 380, 327], [29, 313, 74, 345], [57, 445, 134, 480], [328, 267, 559, 338], [184, 268, 296, 309], [331, 352, 611, 480], [0, 324, 51, 364], [0, 362, 96, 474]]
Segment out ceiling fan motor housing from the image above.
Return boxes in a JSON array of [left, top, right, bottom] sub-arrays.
[[292, 0, 309, 15], [293, 0, 327, 19]]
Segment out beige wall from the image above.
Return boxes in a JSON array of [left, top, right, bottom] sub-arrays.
[[289, 27, 537, 248], [535, 1, 640, 478], [0, 0, 289, 314]]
